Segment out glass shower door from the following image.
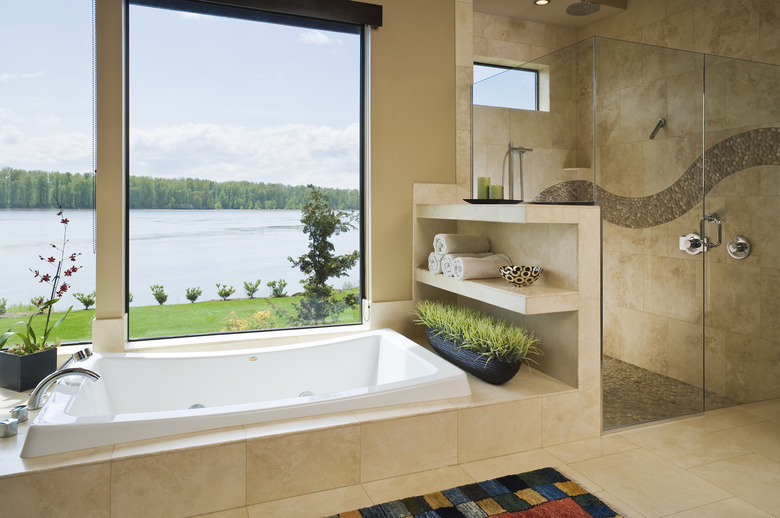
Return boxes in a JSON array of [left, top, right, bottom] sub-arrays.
[[702, 55, 780, 409], [598, 39, 707, 428]]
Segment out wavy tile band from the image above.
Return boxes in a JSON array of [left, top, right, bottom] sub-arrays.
[[533, 127, 780, 228]]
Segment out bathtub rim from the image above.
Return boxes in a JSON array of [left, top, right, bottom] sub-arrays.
[[21, 328, 472, 458]]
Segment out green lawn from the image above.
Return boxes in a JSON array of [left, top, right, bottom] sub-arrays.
[[0, 292, 360, 345]]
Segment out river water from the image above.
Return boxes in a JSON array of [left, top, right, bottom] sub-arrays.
[[0, 209, 360, 309]]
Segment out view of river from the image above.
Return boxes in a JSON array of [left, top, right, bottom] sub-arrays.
[[0, 209, 360, 309]]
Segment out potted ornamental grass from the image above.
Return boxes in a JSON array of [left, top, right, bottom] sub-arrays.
[[0, 206, 81, 392], [414, 300, 541, 384]]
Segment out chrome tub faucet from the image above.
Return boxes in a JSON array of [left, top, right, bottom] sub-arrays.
[[28, 367, 100, 410]]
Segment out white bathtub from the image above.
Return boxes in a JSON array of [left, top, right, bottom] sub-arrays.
[[21, 329, 470, 458]]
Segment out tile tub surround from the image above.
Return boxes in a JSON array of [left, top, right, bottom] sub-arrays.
[[0, 350, 583, 518], [249, 399, 780, 518]]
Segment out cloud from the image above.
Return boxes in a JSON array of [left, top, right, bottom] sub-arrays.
[[129, 122, 359, 189], [0, 72, 44, 82], [0, 124, 92, 170], [299, 30, 341, 46]]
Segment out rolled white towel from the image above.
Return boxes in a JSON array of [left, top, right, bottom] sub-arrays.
[[433, 234, 491, 255], [453, 254, 512, 281], [428, 252, 443, 274], [441, 252, 494, 277]]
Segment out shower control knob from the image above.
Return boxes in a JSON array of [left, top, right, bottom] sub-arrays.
[[727, 235, 751, 259], [679, 233, 703, 255]]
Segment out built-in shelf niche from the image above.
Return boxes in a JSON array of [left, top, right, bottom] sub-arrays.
[[412, 184, 600, 390]]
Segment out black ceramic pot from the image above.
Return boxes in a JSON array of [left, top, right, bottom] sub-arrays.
[[425, 328, 521, 385]]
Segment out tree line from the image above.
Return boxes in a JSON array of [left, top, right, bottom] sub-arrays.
[[0, 167, 360, 211]]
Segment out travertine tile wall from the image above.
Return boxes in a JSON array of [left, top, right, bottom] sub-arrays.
[[576, 0, 780, 66], [471, 40, 595, 201], [587, 6, 780, 404], [470, 1, 780, 404]]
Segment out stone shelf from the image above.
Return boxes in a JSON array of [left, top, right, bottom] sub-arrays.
[[415, 268, 578, 315], [415, 203, 583, 225]]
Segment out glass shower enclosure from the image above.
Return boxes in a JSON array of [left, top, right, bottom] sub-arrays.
[[472, 36, 780, 429]]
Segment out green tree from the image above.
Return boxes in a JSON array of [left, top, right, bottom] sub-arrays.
[[74, 291, 96, 310], [216, 283, 236, 301], [287, 186, 359, 326], [185, 287, 202, 303], [243, 279, 261, 298], [267, 279, 287, 298], [150, 284, 168, 305]]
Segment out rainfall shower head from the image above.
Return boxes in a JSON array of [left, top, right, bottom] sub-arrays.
[[566, 0, 601, 16]]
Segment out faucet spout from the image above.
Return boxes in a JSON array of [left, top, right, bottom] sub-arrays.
[[28, 367, 100, 410]]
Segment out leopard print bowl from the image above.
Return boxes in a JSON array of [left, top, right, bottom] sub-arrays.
[[498, 265, 543, 287]]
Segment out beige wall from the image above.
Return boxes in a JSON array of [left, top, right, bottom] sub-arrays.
[[369, 0, 457, 303]]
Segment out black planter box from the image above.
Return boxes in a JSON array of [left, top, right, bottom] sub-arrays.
[[425, 328, 521, 385], [0, 347, 57, 392]]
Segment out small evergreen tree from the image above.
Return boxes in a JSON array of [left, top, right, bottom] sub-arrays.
[[150, 284, 168, 305], [243, 279, 261, 298], [267, 279, 288, 298], [287, 185, 359, 325], [74, 291, 96, 310], [216, 283, 236, 301], [185, 287, 202, 303]]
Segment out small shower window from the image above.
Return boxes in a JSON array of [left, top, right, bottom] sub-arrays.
[[473, 63, 538, 111]]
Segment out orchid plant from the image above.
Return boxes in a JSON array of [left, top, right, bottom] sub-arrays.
[[0, 206, 81, 355]]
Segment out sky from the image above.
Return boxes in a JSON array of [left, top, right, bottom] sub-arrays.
[[0, 0, 361, 190]]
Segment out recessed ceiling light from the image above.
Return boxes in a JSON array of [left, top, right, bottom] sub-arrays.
[[534, 0, 550, 5]]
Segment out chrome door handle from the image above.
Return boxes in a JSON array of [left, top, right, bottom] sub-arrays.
[[700, 213, 721, 251]]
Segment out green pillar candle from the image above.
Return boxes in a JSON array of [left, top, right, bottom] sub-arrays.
[[477, 177, 490, 199], [489, 184, 503, 200]]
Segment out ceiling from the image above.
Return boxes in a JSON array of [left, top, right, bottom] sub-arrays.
[[473, 0, 626, 29]]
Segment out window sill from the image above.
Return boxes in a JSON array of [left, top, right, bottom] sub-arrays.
[[123, 322, 369, 353]]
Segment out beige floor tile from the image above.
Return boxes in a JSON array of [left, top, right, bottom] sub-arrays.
[[592, 490, 648, 518], [739, 399, 780, 424], [689, 453, 780, 516], [664, 497, 774, 518], [714, 421, 780, 463], [571, 449, 730, 518], [460, 448, 605, 494], [361, 465, 475, 505], [685, 407, 766, 433], [619, 421, 751, 468], [247, 485, 373, 518], [545, 433, 639, 464]]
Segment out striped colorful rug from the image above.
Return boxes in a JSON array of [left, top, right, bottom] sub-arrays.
[[326, 467, 621, 518]]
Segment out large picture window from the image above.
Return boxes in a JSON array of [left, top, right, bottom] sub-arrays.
[[0, 0, 96, 345], [128, 0, 364, 339]]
